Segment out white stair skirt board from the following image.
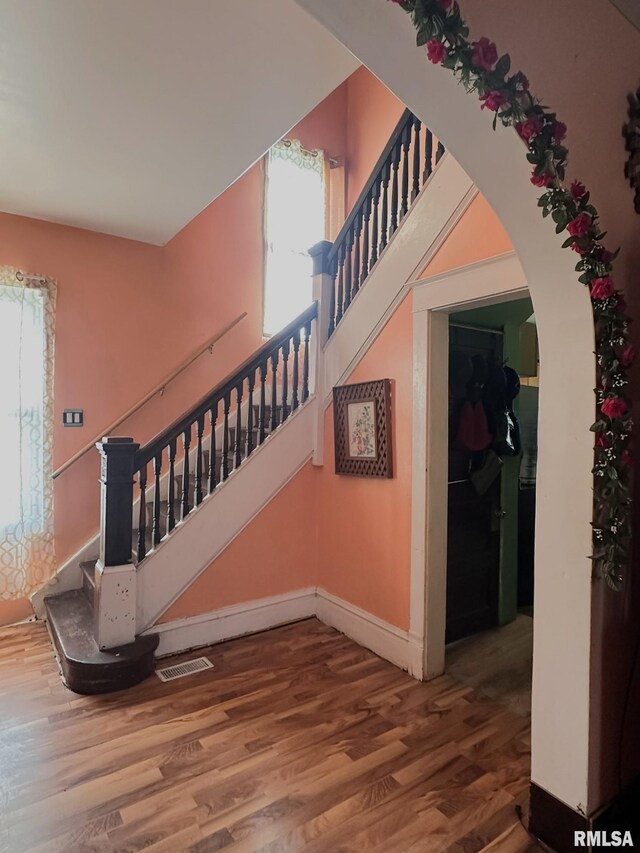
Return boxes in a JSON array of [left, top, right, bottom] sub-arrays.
[[147, 588, 317, 657], [322, 154, 476, 400], [146, 586, 422, 676], [136, 399, 316, 632]]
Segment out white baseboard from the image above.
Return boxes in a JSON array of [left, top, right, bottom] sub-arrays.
[[316, 587, 423, 677], [147, 585, 425, 678], [146, 587, 317, 657]]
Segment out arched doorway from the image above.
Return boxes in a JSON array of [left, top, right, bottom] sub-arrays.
[[298, 0, 596, 818]]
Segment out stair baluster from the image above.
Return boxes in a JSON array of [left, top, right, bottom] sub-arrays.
[[361, 194, 371, 283], [390, 142, 400, 236], [379, 162, 389, 255], [412, 117, 421, 201], [281, 340, 290, 422], [336, 243, 345, 326], [436, 141, 445, 164], [152, 452, 162, 546], [137, 465, 147, 563], [352, 211, 361, 297], [167, 438, 177, 533], [181, 427, 191, 518], [400, 125, 410, 219], [259, 362, 268, 445], [195, 413, 204, 506], [369, 174, 381, 269], [424, 128, 433, 184], [291, 330, 300, 412], [303, 318, 311, 402], [208, 403, 218, 493], [246, 370, 255, 456], [270, 351, 279, 432], [234, 383, 243, 470], [222, 393, 231, 482], [344, 225, 354, 311]]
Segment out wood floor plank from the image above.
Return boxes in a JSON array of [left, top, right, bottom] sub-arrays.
[[0, 618, 542, 852]]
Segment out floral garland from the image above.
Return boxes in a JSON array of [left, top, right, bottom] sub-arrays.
[[389, 0, 634, 590]]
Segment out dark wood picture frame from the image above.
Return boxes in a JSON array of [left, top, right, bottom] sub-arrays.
[[333, 380, 393, 478]]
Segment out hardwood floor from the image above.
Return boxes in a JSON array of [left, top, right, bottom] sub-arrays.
[[0, 618, 541, 852], [446, 615, 533, 717]]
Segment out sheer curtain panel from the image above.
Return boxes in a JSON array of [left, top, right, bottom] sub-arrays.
[[0, 267, 56, 600]]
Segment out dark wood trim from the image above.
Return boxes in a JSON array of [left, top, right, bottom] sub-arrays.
[[529, 783, 587, 852], [530, 779, 640, 852]]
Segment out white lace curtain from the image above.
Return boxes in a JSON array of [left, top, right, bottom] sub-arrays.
[[0, 267, 56, 600], [264, 139, 326, 336]]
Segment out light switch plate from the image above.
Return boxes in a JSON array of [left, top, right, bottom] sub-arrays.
[[63, 409, 84, 427]]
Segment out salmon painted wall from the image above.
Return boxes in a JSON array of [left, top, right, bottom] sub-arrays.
[[0, 79, 350, 625], [160, 462, 318, 621], [318, 296, 414, 629], [420, 194, 513, 278], [345, 67, 405, 211]]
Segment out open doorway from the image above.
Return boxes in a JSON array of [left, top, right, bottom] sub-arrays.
[[444, 297, 538, 717]]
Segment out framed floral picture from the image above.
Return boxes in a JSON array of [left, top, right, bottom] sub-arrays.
[[333, 380, 393, 478]]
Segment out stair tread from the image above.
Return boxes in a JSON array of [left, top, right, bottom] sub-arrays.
[[44, 590, 158, 694]]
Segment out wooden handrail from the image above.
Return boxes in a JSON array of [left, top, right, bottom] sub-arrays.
[[52, 312, 247, 479], [328, 108, 413, 263], [136, 302, 317, 469]]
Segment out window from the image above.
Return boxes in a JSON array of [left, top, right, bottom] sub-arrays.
[[263, 139, 326, 336], [0, 268, 55, 600]]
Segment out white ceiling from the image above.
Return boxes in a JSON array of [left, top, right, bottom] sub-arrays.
[[0, 1, 358, 244]]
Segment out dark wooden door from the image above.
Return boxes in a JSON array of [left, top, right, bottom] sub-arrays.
[[446, 326, 502, 644]]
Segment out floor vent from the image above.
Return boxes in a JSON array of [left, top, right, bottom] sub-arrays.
[[156, 656, 213, 682]]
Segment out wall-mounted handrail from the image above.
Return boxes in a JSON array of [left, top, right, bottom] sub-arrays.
[[52, 312, 247, 479]]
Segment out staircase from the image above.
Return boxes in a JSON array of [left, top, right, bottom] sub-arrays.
[[42, 108, 453, 694]]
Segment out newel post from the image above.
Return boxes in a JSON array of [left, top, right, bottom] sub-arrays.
[[94, 436, 139, 649], [309, 240, 333, 467]]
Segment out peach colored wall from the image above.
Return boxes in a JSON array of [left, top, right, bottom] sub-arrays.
[[0, 79, 350, 625], [161, 461, 318, 621], [421, 194, 513, 277], [345, 67, 405, 211], [318, 295, 414, 630]]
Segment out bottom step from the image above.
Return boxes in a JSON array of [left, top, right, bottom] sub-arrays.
[[44, 590, 158, 695]]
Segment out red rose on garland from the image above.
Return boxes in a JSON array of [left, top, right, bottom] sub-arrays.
[[567, 213, 592, 237], [570, 180, 587, 201], [531, 171, 552, 188], [553, 120, 567, 142], [622, 345, 636, 367], [426, 39, 447, 64], [601, 397, 628, 420], [516, 116, 542, 142], [471, 38, 498, 71], [590, 277, 615, 301], [480, 90, 508, 111]]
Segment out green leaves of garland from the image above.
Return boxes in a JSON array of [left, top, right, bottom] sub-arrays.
[[389, 0, 634, 590]]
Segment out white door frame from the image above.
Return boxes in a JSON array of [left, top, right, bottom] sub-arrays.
[[408, 251, 529, 679]]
